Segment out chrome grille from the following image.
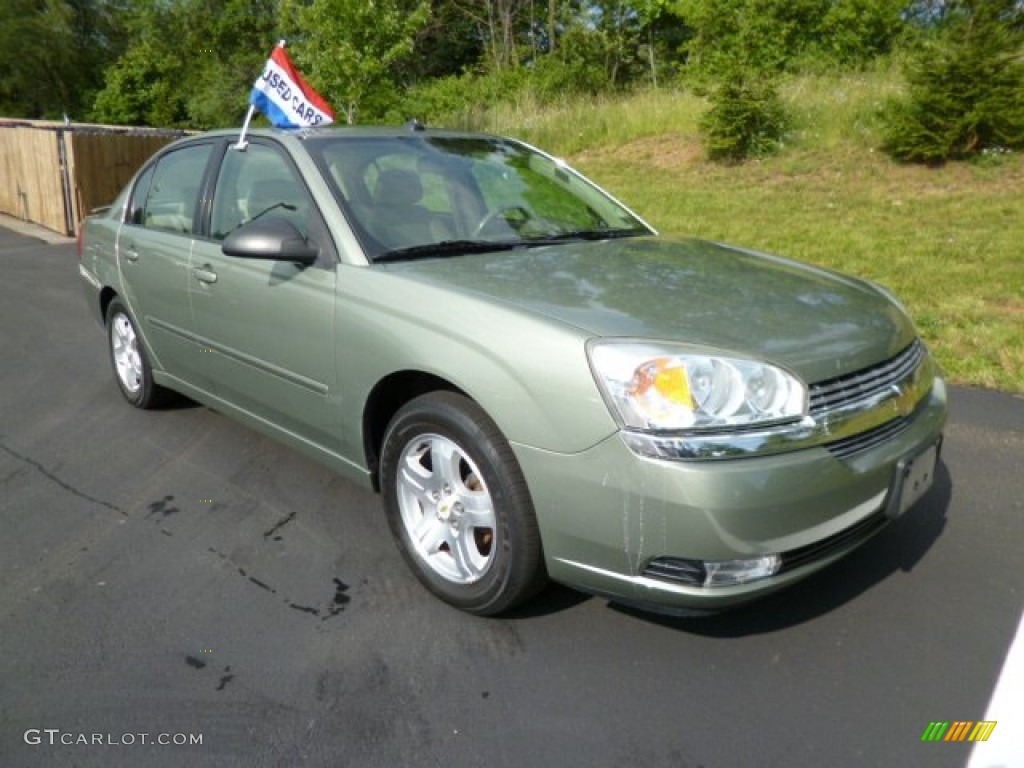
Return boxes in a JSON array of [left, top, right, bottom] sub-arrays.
[[810, 340, 925, 415], [825, 416, 913, 460]]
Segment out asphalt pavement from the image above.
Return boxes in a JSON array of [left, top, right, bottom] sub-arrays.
[[1, 223, 1022, 768]]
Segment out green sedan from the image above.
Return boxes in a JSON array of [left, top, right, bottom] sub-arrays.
[[78, 126, 947, 616]]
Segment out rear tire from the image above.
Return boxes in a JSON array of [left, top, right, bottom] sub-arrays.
[[380, 391, 547, 616], [105, 297, 168, 409]]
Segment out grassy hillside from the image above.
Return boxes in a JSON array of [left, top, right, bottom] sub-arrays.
[[452, 70, 1024, 393]]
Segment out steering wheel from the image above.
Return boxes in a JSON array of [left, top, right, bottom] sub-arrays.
[[473, 206, 531, 237]]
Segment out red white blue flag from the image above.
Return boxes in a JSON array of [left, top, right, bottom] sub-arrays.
[[250, 44, 334, 129]]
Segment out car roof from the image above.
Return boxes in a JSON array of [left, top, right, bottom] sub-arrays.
[[195, 124, 502, 143]]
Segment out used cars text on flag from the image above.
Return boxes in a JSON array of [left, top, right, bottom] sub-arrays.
[[236, 41, 334, 148], [251, 43, 334, 128]]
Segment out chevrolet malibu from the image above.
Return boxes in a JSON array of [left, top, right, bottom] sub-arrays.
[[78, 126, 947, 616]]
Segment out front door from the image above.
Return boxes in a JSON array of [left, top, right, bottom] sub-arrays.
[[189, 140, 341, 453]]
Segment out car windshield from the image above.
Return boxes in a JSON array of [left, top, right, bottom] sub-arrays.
[[306, 134, 651, 262]]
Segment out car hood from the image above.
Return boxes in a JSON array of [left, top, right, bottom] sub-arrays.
[[382, 237, 917, 384]]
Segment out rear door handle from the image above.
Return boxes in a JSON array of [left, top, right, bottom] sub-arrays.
[[122, 241, 139, 262], [192, 265, 218, 284]]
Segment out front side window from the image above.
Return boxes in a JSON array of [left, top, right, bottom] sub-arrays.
[[135, 144, 212, 234], [210, 143, 311, 241]]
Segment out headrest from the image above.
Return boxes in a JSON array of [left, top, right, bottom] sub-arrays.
[[374, 169, 423, 207]]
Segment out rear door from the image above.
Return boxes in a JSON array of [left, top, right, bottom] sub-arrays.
[[117, 142, 215, 387], [189, 139, 342, 452]]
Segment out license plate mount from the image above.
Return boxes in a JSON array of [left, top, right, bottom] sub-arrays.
[[884, 438, 941, 520]]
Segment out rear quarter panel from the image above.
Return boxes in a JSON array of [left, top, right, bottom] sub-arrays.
[[79, 205, 126, 326]]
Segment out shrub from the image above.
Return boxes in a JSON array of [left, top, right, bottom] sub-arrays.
[[699, 68, 791, 162], [881, 1, 1024, 163]]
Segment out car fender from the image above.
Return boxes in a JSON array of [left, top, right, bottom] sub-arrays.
[[335, 265, 618, 457]]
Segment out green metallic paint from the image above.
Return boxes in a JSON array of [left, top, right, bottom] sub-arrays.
[[79, 126, 949, 614], [515, 377, 946, 610], [332, 264, 616, 458], [188, 239, 342, 452], [116, 226, 196, 377], [379, 237, 916, 386]]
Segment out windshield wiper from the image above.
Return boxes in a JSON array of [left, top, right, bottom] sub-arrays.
[[374, 239, 521, 263], [373, 228, 649, 262], [522, 227, 649, 244]]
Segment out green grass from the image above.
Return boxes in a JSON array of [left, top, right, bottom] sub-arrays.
[[458, 88, 709, 156], [446, 70, 1024, 393]]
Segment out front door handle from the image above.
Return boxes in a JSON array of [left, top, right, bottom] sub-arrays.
[[192, 265, 218, 284]]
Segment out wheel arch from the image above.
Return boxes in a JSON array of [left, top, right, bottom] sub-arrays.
[[99, 286, 118, 324], [362, 370, 468, 492]]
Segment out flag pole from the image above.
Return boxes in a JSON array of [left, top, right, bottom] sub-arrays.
[[235, 39, 287, 151], [234, 105, 255, 151]]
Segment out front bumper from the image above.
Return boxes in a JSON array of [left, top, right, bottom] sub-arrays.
[[513, 376, 948, 614]]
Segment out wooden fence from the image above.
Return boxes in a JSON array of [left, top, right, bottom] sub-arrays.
[[0, 120, 185, 236]]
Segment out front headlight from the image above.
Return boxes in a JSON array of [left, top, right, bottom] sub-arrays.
[[588, 342, 807, 431]]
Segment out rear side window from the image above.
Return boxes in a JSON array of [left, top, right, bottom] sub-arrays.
[[130, 144, 212, 234], [127, 165, 155, 225]]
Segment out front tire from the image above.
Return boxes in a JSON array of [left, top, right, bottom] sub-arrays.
[[105, 298, 168, 409], [380, 391, 547, 616]]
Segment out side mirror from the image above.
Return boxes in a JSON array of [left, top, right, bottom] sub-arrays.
[[221, 217, 319, 266]]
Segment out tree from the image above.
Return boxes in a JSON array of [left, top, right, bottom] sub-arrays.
[[882, 0, 1024, 163], [632, 0, 681, 87], [670, 0, 908, 73], [91, 39, 189, 126], [90, 0, 278, 128], [817, 0, 908, 66], [403, 1, 486, 82], [449, 0, 531, 70], [0, 0, 128, 119], [280, 0, 430, 123], [186, 0, 281, 128]]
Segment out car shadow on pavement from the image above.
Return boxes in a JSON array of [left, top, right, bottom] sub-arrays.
[[608, 459, 953, 636], [505, 583, 594, 618], [150, 391, 202, 411]]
